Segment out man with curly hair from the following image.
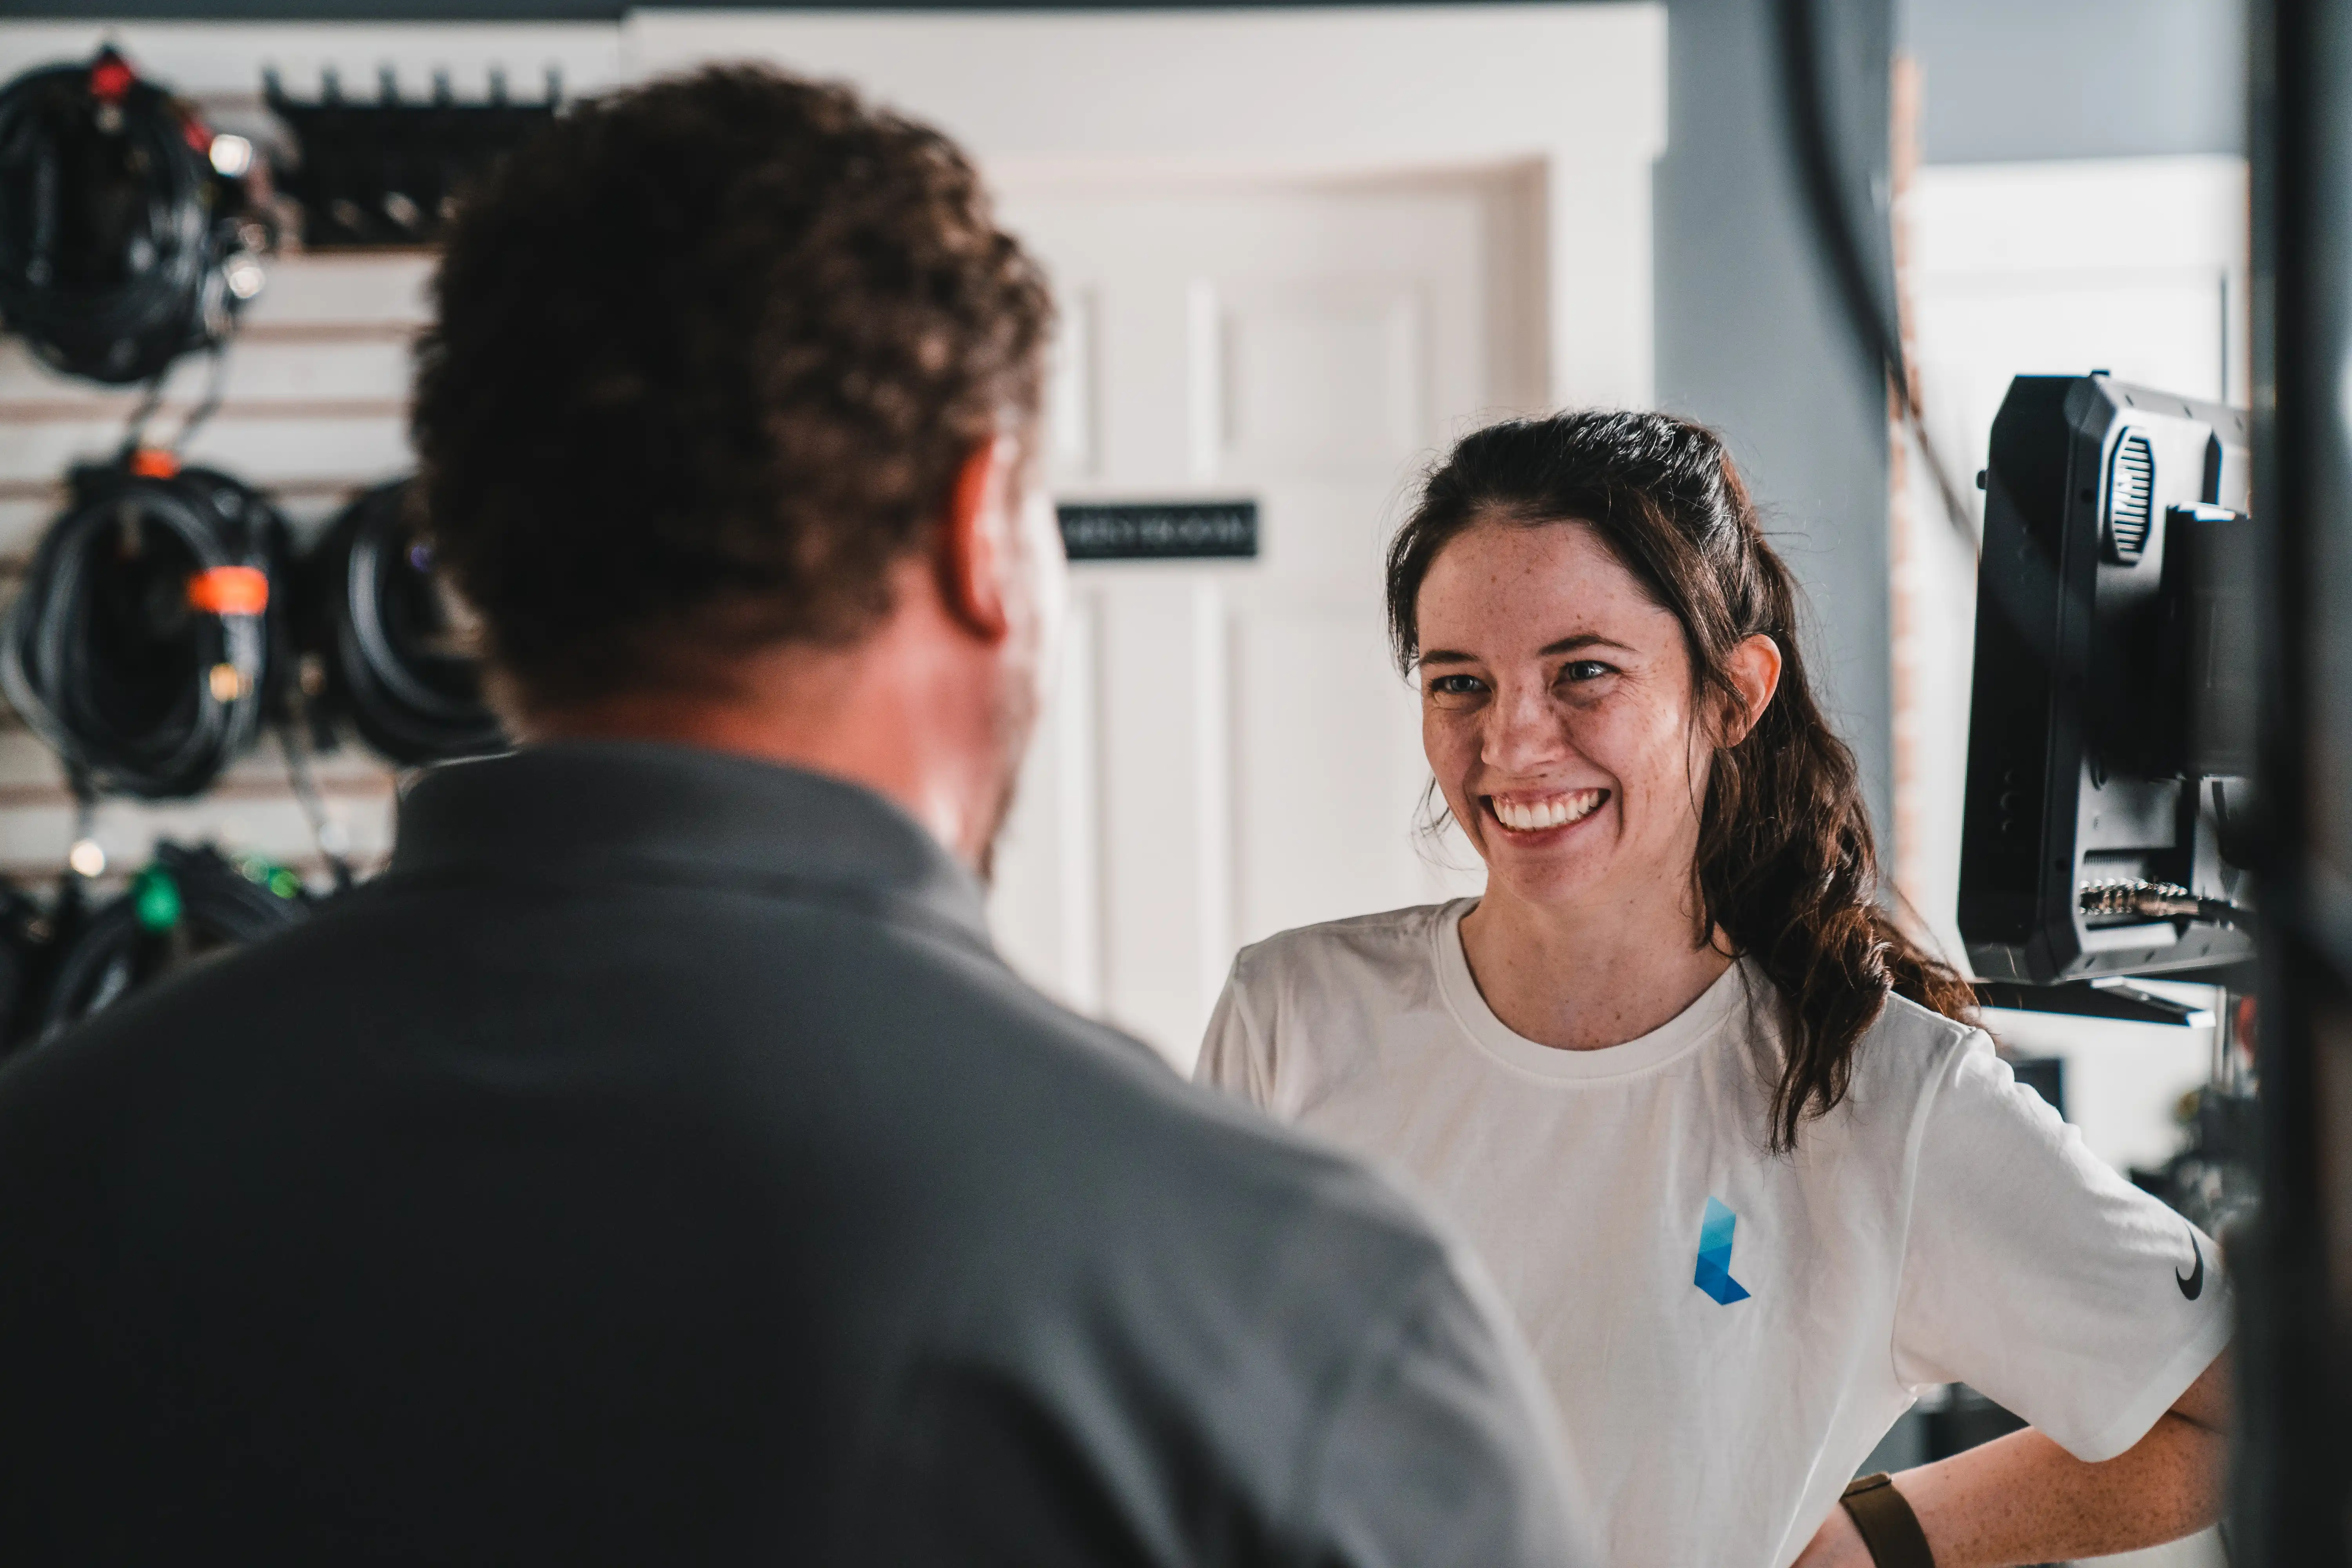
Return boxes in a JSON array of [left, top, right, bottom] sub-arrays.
[[0, 66, 1588, 1566]]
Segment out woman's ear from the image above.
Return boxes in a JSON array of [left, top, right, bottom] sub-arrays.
[[1720, 634, 1783, 747]]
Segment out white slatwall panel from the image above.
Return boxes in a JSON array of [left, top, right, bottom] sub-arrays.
[[0, 252, 435, 887]]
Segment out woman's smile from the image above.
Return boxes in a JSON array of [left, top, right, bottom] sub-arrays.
[[1484, 787, 1610, 837]]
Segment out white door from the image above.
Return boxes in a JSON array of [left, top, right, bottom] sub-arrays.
[[987, 172, 1542, 1068]]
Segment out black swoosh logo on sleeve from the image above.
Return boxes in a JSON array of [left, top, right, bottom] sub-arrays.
[[2176, 1227, 2205, 1301]]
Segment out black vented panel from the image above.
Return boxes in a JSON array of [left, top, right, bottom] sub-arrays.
[[2106, 431, 2155, 561]]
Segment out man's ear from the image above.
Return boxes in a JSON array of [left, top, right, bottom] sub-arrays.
[[937, 436, 1016, 642], [1720, 633, 1783, 746]]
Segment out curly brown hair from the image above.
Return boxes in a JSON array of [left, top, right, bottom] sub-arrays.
[[1387, 410, 1976, 1152], [411, 65, 1054, 707]]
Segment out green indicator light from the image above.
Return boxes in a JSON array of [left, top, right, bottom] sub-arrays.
[[132, 867, 182, 932], [267, 869, 300, 900]]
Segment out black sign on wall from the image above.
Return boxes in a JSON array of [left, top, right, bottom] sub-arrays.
[[1057, 500, 1258, 561]]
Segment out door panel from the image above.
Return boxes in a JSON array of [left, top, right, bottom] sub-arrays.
[[1216, 283, 1427, 477]]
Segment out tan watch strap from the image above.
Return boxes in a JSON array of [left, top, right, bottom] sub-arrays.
[[1839, 1473, 1936, 1568]]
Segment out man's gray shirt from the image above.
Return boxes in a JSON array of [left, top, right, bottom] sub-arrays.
[[0, 742, 1583, 1565]]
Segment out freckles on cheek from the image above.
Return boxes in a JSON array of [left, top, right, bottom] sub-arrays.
[[1423, 716, 1474, 790], [1583, 697, 1688, 815]]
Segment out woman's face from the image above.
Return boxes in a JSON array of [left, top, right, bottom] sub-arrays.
[[1417, 517, 1724, 919]]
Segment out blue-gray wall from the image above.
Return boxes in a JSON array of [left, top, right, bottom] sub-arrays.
[[1905, 0, 2246, 165], [1657, 0, 1898, 839]]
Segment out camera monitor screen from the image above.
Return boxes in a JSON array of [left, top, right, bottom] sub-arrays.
[[1958, 374, 2256, 985]]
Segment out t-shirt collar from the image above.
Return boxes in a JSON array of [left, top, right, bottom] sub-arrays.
[[1431, 897, 1750, 1080]]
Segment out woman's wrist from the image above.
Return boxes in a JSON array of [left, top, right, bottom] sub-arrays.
[[1838, 1474, 1935, 1567]]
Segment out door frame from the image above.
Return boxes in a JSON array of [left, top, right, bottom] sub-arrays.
[[622, 4, 1666, 411]]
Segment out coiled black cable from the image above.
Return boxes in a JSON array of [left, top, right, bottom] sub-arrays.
[[0, 49, 252, 385], [303, 477, 504, 765], [2, 457, 288, 799], [0, 880, 51, 1051], [29, 841, 308, 1046]]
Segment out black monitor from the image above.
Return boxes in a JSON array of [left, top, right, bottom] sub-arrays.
[[1958, 374, 2257, 985]]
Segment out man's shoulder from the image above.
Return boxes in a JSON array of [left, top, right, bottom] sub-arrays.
[[13, 866, 1454, 1274]]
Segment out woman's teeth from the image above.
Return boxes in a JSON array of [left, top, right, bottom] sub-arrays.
[[1490, 790, 1606, 832]]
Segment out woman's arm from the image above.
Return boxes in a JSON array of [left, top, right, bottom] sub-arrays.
[[1794, 1349, 2230, 1568]]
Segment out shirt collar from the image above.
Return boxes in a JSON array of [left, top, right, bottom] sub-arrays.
[[386, 740, 993, 949], [1431, 897, 1753, 1082]]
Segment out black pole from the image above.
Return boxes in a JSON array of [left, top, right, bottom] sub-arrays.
[[2241, 0, 2352, 1559]]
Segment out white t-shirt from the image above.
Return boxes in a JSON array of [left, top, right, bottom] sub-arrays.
[[1196, 898, 2232, 1568]]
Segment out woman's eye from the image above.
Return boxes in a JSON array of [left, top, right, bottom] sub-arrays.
[[1559, 660, 1614, 683], [1426, 674, 1486, 699]]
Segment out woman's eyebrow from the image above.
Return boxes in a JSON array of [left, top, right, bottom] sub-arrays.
[[1539, 633, 1636, 657], [1420, 634, 1637, 666]]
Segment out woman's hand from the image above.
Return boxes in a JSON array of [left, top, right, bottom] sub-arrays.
[[1792, 1351, 2229, 1568]]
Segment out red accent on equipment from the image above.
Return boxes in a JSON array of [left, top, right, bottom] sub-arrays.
[[89, 51, 135, 104], [187, 566, 270, 617], [127, 448, 179, 479]]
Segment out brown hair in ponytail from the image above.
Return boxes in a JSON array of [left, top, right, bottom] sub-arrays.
[[1385, 410, 1975, 1152]]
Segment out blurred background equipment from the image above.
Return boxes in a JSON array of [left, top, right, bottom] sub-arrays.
[[0, 452, 285, 800], [300, 477, 502, 766], [0, 48, 265, 387], [1960, 373, 2256, 988], [264, 65, 557, 249], [25, 838, 306, 1047]]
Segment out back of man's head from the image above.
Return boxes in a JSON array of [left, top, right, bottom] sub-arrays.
[[411, 65, 1053, 714]]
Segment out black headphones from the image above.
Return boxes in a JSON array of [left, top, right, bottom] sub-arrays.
[[0, 49, 261, 386]]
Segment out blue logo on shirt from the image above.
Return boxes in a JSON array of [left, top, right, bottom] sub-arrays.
[[1694, 1196, 1751, 1305]]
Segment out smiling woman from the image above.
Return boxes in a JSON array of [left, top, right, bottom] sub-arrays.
[[1195, 410, 2235, 1568], [1390, 410, 1970, 1128]]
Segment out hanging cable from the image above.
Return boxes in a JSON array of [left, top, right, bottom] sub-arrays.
[[0, 455, 287, 799], [27, 840, 308, 1046], [0, 48, 265, 386], [272, 720, 353, 889], [302, 478, 505, 766], [1770, 0, 1978, 553]]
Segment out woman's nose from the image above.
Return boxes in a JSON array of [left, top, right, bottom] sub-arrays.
[[1481, 684, 1567, 772]]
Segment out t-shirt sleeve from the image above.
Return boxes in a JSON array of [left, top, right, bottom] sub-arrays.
[[1301, 1256, 1595, 1568], [1890, 1031, 2233, 1462], [1196, 956, 1274, 1104]]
